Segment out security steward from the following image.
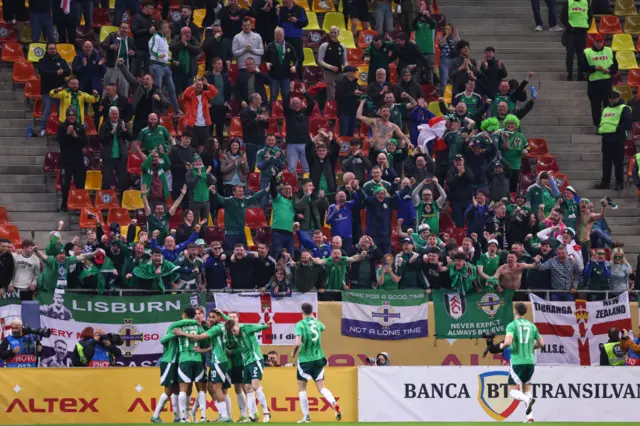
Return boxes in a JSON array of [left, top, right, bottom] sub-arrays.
[[584, 34, 617, 128], [599, 327, 625, 366], [596, 90, 631, 191], [562, 0, 591, 81]]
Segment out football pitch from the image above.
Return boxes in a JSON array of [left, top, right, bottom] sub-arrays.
[[8, 423, 631, 425]]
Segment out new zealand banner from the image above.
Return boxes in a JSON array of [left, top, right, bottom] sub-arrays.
[[37, 291, 203, 367], [529, 292, 632, 365], [432, 290, 514, 339]]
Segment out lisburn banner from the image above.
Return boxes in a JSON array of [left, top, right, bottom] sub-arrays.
[[432, 290, 514, 339], [213, 292, 317, 345], [37, 292, 203, 366], [529, 292, 632, 365], [341, 290, 428, 340]]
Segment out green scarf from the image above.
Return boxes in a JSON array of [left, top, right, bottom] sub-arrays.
[[449, 262, 477, 295], [67, 89, 80, 116], [131, 260, 180, 292], [178, 46, 190, 74], [276, 42, 285, 64], [79, 257, 117, 294]]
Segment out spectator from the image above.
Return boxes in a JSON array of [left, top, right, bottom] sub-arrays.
[[257, 133, 286, 206], [218, 0, 253, 59], [412, 177, 446, 234], [362, 166, 392, 196], [447, 252, 479, 295], [294, 180, 329, 240], [585, 35, 617, 127], [58, 107, 88, 212], [576, 198, 609, 263], [296, 227, 332, 258], [202, 25, 229, 72], [479, 47, 507, 97], [450, 40, 479, 95], [252, 243, 276, 290], [366, 68, 393, 107], [252, 0, 279, 46], [311, 248, 365, 293], [357, 99, 409, 155], [150, 225, 200, 263], [264, 28, 298, 104], [0, 239, 14, 295], [149, 20, 183, 117], [500, 115, 529, 192], [412, 4, 437, 84], [72, 41, 106, 119], [490, 77, 532, 117], [204, 57, 232, 143], [134, 113, 173, 156], [438, 24, 458, 96], [235, 57, 271, 109], [364, 36, 395, 83], [131, 1, 158, 76], [140, 149, 172, 208], [102, 23, 136, 99], [403, 148, 435, 182], [50, 77, 99, 125], [270, 178, 296, 255], [172, 5, 201, 44], [307, 131, 340, 196], [347, 236, 381, 288], [74, 0, 93, 27], [356, 180, 407, 254], [283, 89, 315, 174], [326, 190, 360, 253], [396, 68, 425, 102], [383, 92, 418, 131], [561, 0, 591, 80], [341, 139, 371, 183], [485, 202, 510, 251], [391, 33, 426, 83], [38, 44, 71, 137], [227, 244, 260, 289], [175, 210, 198, 244], [233, 17, 265, 68], [186, 155, 216, 225], [463, 135, 497, 193], [170, 27, 202, 95], [376, 152, 398, 183], [525, 171, 560, 215], [114, 0, 139, 26], [344, 0, 370, 36], [10, 241, 40, 301], [203, 241, 227, 290], [213, 184, 267, 249], [447, 154, 474, 227], [453, 79, 483, 115], [596, 91, 630, 191], [292, 251, 325, 292], [335, 67, 363, 137], [142, 184, 186, 244], [395, 239, 428, 290], [52, 0, 77, 44], [30, 0, 55, 43], [221, 139, 249, 195], [610, 248, 633, 294], [182, 79, 218, 148], [240, 92, 270, 170], [374, 0, 394, 35], [119, 66, 171, 137], [278, 0, 308, 79], [534, 245, 581, 301], [486, 159, 512, 202], [98, 107, 131, 192], [376, 254, 401, 290], [266, 266, 292, 296], [584, 249, 611, 301], [318, 26, 348, 101]]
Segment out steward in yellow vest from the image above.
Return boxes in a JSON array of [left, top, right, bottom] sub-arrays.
[[598, 328, 625, 366], [595, 91, 631, 190], [561, 0, 592, 81], [584, 35, 618, 128]]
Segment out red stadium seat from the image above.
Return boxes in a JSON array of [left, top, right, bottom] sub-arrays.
[[433, 13, 447, 30], [245, 207, 268, 228], [0, 23, 15, 42], [519, 173, 536, 191], [0, 225, 21, 248], [107, 208, 130, 227], [421, 84, 438, 102], [302, 66, 324, 85], [43, 152, 61, 173], [633, 121, 640, 141], [159, 116, 177, 137], [85, 116, 98, 137], [94, 190, 120, 210], [204, 226, 225, 244], [520, 157, 533, 174], [216, 209, 225, 226], [92, 8, 112, 28], [384, 29, 401, 42], [535, 155, 560, 174], [67, 189, 92, 210], [46, 113, 60, 136], [226, 99, 240, 118], [228, 64, 239, 85], [324, 100, 338, 120], [358, 29, 377, 48], [304, 30, 327, 51], [79, 208, 105, 228], [599, 15, 623, 34], [439, 212, 455, 231], [281, 171, 299, 192], [134, 209, 147, 227], [271, 100, 284, 119], [248, 172, 261, 193], [553, 173, 569, 192], [0, 207, 9, 224], [2, 42, 24, 62], [527, 138, 549, 157], [309, 117, 330, 137], [12, 60, 36, 84], [310, 103, 321, 118], [24, 80, 41, 100], [266, 118, 281, 137], [169, 207, 183, 230], [292, 81, 307, 97], [627, 68, 640, 86], [127, 152, 143, 176], [254, 226, 272, 245], [230, 117, 243, 138], [347, 48, 365, 67], [75, 25, 96, 43], [625, 139, 638, 156]]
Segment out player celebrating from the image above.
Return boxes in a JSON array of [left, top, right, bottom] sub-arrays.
[[151, 314, 199, 423], [291, 303, 341, 423], [186, 306, 212, 422], [227, 312, 250, 422], [500, 303, 544, 423], [225, 319, 271, 422]]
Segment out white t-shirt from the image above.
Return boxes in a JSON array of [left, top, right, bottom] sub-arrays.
[[12, 252, 41, 289], [195, 94, 206, 126]]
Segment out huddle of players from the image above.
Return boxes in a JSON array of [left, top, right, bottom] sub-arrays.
[[151, 303, 341, 424]]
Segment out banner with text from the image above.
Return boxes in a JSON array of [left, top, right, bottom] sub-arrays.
[[0, 366, 356, 424], [0, 295, 21, 368], [529, 292, 632, 365], [37, 292, 203, 367], [214, 292, 317, 345], [341, 290, 428, 340], [358, 365, 640, 422], [432, 290, 514, 339]]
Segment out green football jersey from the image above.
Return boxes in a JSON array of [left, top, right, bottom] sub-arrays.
[[506, 318, 540, 365], [295, 317, 326, 363], [206, 323, 229, 365], [177, 324, 208, 363], [226, 332, 244, 367], [237, 324, 269, 366], [159, 319, 198, 363]]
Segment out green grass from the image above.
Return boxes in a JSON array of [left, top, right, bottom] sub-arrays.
[[7, 423, 632, 425]]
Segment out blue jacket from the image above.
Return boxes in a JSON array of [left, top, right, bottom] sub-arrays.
[[326, 195, 359, 239], [297, 230, 331, 258], [397, 191, 416, 229], [278, 5, 308, 39], [150, 232, 198, 262], [627, 337, 640, 366], [358, 187, 409, 239], [465, 203, 490, 237], [409, 106, 434, 146], [203, 255, 227, 289], [71, 51, 107, 93]]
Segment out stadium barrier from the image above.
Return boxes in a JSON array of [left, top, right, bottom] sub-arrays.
[[0, 367, 358, 424], [357, 366, 640, 422]]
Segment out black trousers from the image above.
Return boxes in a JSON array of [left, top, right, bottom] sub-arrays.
[[601, 136, 625, 185], [210, 105, 226, 144], [61, 159, 86, 208], [510, 169, 521, 193], [192, 125, 210, 149], [55, 18, 76, 44], [102, 156, 128, 191], [133, 49, 151, 76], [565, 31, 587, 75], [588, 79, 612, 127], [285, 37, 304, 80]]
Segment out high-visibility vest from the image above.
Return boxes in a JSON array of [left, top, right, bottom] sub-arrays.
[[598, 104, 629, 134], [584, 47, 614, 81], [603, 342, 626, 366], [568, 0, 589, 29], [636, 153, 640, 178]]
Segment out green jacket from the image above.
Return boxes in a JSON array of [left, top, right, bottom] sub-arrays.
[[294, 193, 329, 231], [364, 42, 395, 76], [271, 193, 295, 232], [395, 252, 428, 289], [256, 146, 286, 182], [186, 168, 216, 203], [215, 190, 267, 235], [141, 153, 171, 200], [412, 15, 436, 54]]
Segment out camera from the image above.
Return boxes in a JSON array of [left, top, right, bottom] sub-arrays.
[[99, 333, 123, 346], [482, 332, 503, 357], [22, 326, 51, 338]]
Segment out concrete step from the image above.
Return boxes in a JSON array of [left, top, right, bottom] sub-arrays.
[[4, 201, 60, 212], [13, 221, 72, 232], [522, 116, 594, 127], [0, 156, 44, 166], [1, 175, 45, 184], [610, 226, 640, 235], [7, 211, 70, 222], [3, 110, 30, 119], [1, 146, 50, 156], [0, 165, 44, 175], [0, 183, 47, 193], [0, 128, 44, 137], [0, 138, 47, 147], [0, 193, 57, 202], [527, 107, 591, 117]]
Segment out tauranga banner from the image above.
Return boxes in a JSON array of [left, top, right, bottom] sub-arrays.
[[432, 290, 514, 339], [37, 291, 204, 366], [529, 292, 632, 365], [341, 290, 428, 340], [358, 366, 640, 422], [213, 292, 317, 345]]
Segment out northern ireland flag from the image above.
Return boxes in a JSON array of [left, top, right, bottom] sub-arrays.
[[529, 292, 632, 365], [214, 292, 317, 345], [0, 295, 21, 341], [416, 116, 447, 152]]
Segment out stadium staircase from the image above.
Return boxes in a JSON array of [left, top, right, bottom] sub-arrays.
[[441, 0, 640, 261]]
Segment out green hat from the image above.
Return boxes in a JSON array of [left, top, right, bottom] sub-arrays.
[[373, 186, 386, 195], [481, 117, 500, 133], [192, 154, 202, 162], [386, 138, 399, 146], [446, 113, 462, 123], [503, 114, 520, 128], [52, 245, 65, 256], [195, 238, 206, 246]]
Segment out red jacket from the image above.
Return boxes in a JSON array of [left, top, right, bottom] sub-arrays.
[[182, 85, 219, 127]]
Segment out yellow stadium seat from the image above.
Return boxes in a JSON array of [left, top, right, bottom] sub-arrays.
[[615, 0, 638, 16], [193, 9, 206, 27], [588, 18, 599, 34], [27, 43, 47, 62], [197, 63, 205, 78], [294, 0, 311, 11], [109, 0, 115, 8], [239, 0, 252, 8], [625, 15, 640, 34], [612, 33, 636, 51], [303, 48, 317, 66], [428, 101, 442, 117], [312, 0, 335, 12], [322, 12, 347, 33], [121, 190, 144, 210], [444, 84, 452, 104], [85, 170, 103, 191], [57, 44, 76, 64], [99, 26, 119, 43], [356, 65, 368, 85], [120, 225, 140, 242], [306, 12, 321, 30], [338, 30, 357, 49], [616, 84, 633, 102], [616, 50, 639, 69]]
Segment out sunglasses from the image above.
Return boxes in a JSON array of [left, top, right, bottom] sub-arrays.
[[596, 252, 605, 256], [613, 255, 623, 259], [212, 247, 222, 250]]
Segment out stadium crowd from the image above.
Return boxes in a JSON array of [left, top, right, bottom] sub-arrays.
[[0, 0, 638, 303]]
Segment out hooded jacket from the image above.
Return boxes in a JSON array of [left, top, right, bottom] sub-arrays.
[[526, 171, 560, 214], [57, 118, 88, 163], [306, 139, 340, 194], [486, 159, 512, 202], [38, 54, 71, 95]]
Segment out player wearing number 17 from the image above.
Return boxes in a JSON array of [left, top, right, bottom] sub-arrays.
[[500, 303, 544, 423], [291, 303, 341, 424]]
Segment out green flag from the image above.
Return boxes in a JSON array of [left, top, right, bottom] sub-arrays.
[[432, 289, 514, 339]]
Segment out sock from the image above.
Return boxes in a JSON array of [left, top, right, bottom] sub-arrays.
[[246, 391, 257, 418], [299, 391, 310, 417], [320, 387, 337, 408], [255, 387, 269, 414], [190, 396, 198, 417], [171, 394, 179, 417], [153, 392, 169, 418], [509, 389, 529, 404], [178, 392, 188, 420], [225, 394, 232, 417], [198, 391, 207, 419], [217, 400, 229, 419], [237, 392, 247, 417]]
